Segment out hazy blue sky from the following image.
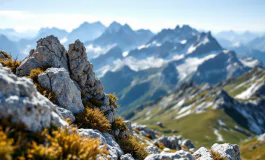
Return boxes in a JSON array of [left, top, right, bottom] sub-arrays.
[[0, 0, 264, 33]]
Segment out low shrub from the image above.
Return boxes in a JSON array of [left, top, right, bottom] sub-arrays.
[[0, 58, 21, 74], [0, 127, 14, 160], [112, 117, 128, 133], [210, 149, 226, 160], [82, 97, 103, 108], [89, 97, 103, 107], [0, 118, 108, 160], [27, 128, 108, 160], [75, 108, 111, 132], [0, 51, 12, 59], [27, 68, 44, 83], [145, 134, 152, 139], [156, 142, 166, 150], [28, 68, 58, 105], [108, 93, 119, 108], [0, 118, 47, 159], [117, 135, 148, 160]]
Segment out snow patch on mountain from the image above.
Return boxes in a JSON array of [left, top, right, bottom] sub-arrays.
[[172, 99, 185, 109], [214, 129, 224, 142], [258, 133, 265, 141], [121, 57, 166, 71], [235, 81, 263, 99], [122, 51, 129, 57], [176, 110, 191, 119], [180, 40, 187, 44], [86, 44, 116, 59], [60, 37, 68, 44], [240, 57, 262, 68], [177, 54, 217, 80], [218, 120, 226, 127]]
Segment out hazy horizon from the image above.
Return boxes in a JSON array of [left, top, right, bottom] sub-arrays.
[[1, 0, 265, 34]]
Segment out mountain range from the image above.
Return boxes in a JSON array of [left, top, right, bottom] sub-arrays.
[[98, 25, 260, 115], [126, 67, 265, 148], [1, 22, 263, 118]]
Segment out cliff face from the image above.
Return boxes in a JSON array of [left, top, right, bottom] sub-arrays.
[[0, 35, 242, 160]]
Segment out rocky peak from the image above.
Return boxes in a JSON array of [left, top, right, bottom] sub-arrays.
[[213, 90, 235, 109], [187, 31, 222, 56], [16, 35, 68, 76], [107, 21, 123, 33]]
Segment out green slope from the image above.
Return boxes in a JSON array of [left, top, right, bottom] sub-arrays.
[[128, 67, 265, 148]]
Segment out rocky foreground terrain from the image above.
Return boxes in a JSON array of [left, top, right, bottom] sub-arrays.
[[0, 35, 243, 159]]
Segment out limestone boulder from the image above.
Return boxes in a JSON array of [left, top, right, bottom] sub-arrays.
[[38, 68, 84, 114], [211, 143, 241, 160], [120, 154, 135, 160], [0, 64, 67, 132], [16, 35, 68, 76], [145, 150, 194, 160], [78, 129, 123, 160], [193, 147, 213, 160]]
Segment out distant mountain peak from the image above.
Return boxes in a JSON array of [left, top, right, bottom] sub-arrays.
[[182, 24, 192, 30], [67, 21, 106, 42], [78, 21, 105, 29], [174, 25, 180, 30]]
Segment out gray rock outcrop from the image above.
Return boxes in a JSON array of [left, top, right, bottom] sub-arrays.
[[193, 147, 214, 160], [154, 135, 182, 150], [146, 146, 160, 154], [125, 120, 134, 135], [0, 64, 68, 132], [15, 35, 116, 123], [55, 107, 75, 123], [38, 67, 84, 114], [132, 124, 158, 139], [211, 143, 241, 160], [78, 129, 124, 160], [120, 154, 135, 160], [145, 150, 194, 160], [157, 122, 163, 127], [181, 139, 195, 150], [68, 40, 104, 99], [16, 35, 68, 76]]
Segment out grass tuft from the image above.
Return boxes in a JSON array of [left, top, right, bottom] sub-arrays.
[[0, 127, 14, 160], [0, 58, 21, 74], [210, 149, 226, 160], [112, 117, 128, 134], [75, 108, 111, 132], [108, 93, 120, 108], [0, 51, 12, 59], [0, 118, 108, 160], [27, 68, 58, 105], [117, 135, 148, 160], [27, 128, 108, 160]]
